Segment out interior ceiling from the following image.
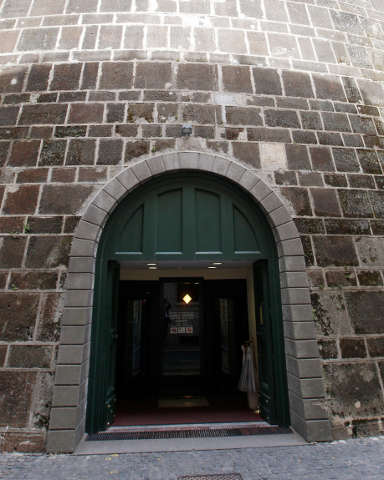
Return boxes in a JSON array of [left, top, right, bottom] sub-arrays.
[[119, 259, 254, 270]]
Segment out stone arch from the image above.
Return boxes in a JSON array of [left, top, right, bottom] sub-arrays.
[[47, 151, 331, 452]]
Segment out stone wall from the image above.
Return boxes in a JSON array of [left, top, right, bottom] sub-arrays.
[[0, 0, 384, 451]]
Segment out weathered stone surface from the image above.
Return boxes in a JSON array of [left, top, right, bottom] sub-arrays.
[[280, 187, 312, 216], [324, 363, 382, 417], [338, 190, 373, 218], [100, 62, 133, 90], [0, 237, 26, 268], [135, 63, 172, 89], [367, 337, 384, 357], [0, 293, 39, 341], [177, 64, 218, 91], [37, 293, 63, 342], [0, 372, 36, 427], [311, 189, 341, 217], [340, 338, 366, 358], [222, 66, 252, 93], [10, 271, 58, 290], [8, 345, 53, 369], [26, 236, 72, 268], [311, 291, 350, 337], [66, 140, 96, 166], [345, 291, 384, 334], [3, 185, 39, 214], [313, 236, 358, 267], [253, 68, 282, 95], [39, 185, 95, 215], [282, 71, 314, 98], [8, 141, 40, 167]]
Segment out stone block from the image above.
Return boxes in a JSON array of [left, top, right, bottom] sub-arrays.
[[62, 307, 92, 326], [269, 33, 299, 58], [135, 63, 172, 89], [276, 221, 300, 242], [313, 236, 358, 267], [52, 386, 82, 407], [3, 185, 39, 214], [218, 29, 247, 54], [340, 338, 367, 358], [0, 235, 22, 267], [322, 112, 351, 132], [66, 139, 96, 166], [222, 66, 252, 93], [177, 64, 218, 91], [0, 371, 36, 427], [65, 272, 94, 290], [97, 139, 124, 165], [125, 141, 149, 161], [332, 148, 359, 172], [280, 187, 312, 216], [286, 356, 322, 378], [0, 293, 39, 341], [357, 270, 382, 286], [55, 366, 82, 386], [25, 236, 72, 268], [324, 362, 382, 417], [311, 188, 341, 217], [39, 185, 95, 215], [123, 25, 144, 50], [282, 71, 314, 98], [284, 321, 316, 340], [345, 291, 384, 334], [338, 189, 373, 218], [310, 147, 334, 172], [318, 339, 338, 360], [247, 31, 268, 56], [50, 407, 80, 429], [26, 64, 52, 92], [326, 270, 356, 287], [265, 109, 300, 128], [8, 345, 53, 369], [313, 74, 346, 101], [283, 304, 313, 323], [40, 140, 67, 166], [60, 325, 89, 346], [50, 64, 82, 91], [69, 103, 104, 124], [367, 337, 384, 357], [232, 142, 260, 168], [18, 28, 58, 52], [311, 291, 350, 337], [20, 104, 67, 125], [252, 68, 282, 95], [287, 374, 325, 398]]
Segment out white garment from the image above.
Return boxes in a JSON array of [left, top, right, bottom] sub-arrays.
[[238, 344, 256, 393]]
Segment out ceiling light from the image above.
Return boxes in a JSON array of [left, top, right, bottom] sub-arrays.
[[213, 262, 223, 265], [147, 263, 157, 266], [182, 294, 192, 304], [148, 266, 157, 270], [208, 266, 217, 269]]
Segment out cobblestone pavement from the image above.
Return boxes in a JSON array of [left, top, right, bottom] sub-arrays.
[[1, 437, 384, 480]]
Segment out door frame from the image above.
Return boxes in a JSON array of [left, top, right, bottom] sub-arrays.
[[47, 152, 331, 453]]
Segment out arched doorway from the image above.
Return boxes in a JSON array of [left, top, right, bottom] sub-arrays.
[[47, 152, 331, 453], [86, 171, 289, 434]]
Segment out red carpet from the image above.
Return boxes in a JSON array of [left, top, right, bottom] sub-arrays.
[[113, 394, 261, 426]]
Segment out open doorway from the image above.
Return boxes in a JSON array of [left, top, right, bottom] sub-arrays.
[[114, 276, 260, 427]]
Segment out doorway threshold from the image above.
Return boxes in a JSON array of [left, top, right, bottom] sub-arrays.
[[75, 422, 306, 455]]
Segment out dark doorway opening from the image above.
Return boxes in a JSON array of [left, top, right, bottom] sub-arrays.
[[114, 278, 260, 427]]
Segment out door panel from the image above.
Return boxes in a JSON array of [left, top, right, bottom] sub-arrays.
[[204, 280, 248, 393], [86, 260, 120, 434]]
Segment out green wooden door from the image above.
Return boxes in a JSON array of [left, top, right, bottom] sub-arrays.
[[254, 260, 289, 426], [86, 260, 120, 434]]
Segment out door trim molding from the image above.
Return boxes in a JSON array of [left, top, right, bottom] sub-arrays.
[[47, 151, 331, 452]]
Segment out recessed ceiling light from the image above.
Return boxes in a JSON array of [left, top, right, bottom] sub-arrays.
[[147, 263, 157, 266], [208, 266, 217, 269], [213, 262, 223, 265], [148, 266, 157, 270]]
